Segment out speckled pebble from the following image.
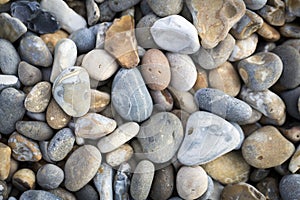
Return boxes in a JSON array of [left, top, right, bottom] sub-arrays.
[[106, 144, 133, 167], [0, 180, 8, 200], [46, 99, 71, 129], [16, 121, 53, 141], [20, 190, 62, 200], [147, 0, 183, 17], [99, 1, 116, 22], [0, 39, 20, 75], [18, 61, 42, 86], [257, 177, 281, 200], [37, 164, 64, 190], [0, 142, 11, 180], [279, 174, 300, 200], [69, 28, 95, 53], [221, 182, 266, 200]]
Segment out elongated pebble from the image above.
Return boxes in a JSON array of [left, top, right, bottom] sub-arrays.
[[93, 163, 113, 200]]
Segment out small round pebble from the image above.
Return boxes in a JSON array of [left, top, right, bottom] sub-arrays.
[[18, 61, 42, 86], [37, 164, 64, 190], [46, 99, 71, 129], [147, 0, 183, 17], [150, 89, 174, 111], [0, 39, 20, 75], [0, 13, 27, 43], [279, 174, 300, 200], [244, 0, 267, 10], [90, 89, 110, 112], [19, 190, 62, 200], [69, 28, 96, 53], [106, 144, 133, 167], [40, 30, 69, 53], [12, 168, 35, 191], [16, 121, 53, 141]]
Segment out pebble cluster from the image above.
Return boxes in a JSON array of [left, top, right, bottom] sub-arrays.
[[0, 0, 300, 200]]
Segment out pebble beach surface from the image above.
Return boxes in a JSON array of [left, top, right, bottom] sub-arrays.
[[1, 0, 300, 199]]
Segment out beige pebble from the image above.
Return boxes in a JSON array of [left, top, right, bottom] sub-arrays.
[[46, 99, 71, 129], [106, 144, 133, 167], [40, 30, 69, 53], [229, 34, 258, 62], [257, 21, 280, 42], [193, 66, 208, 91], [168, 86, 198, 113], [221, 182, 266, 200], [90, 89, 110, 113], [12, 168, 36, 191], [0, 142, 11, 180]]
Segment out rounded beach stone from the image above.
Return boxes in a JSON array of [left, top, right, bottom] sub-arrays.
[[12, 168, 35, 191], [140, 49, 171, 90], [280, 87, 300, 120], [49, 188, 77, 200], [150, 89, 173, 111], [108, 0, 140, 12], [0, 142, 11, 180], [20, 190, 61, 200], [16, 121, 53, 141], [18, 61, 42, 86], [81, 49, 118, 81], [242, 126, 295, 168], [137, 112, 184, 163], [150, 165, 174, 200], [193, 67, 208, 91], [257, 0, 285, 26], [279, 124, 300, 143], [93, 163, 114, 200], [280, 174, 300, 200], [257, 21, 280, 42], [75, 184, 98, 200], [69, 28, 95, 53], [97, 122, 139, 153], [0, 39, 20, 75], [257, 177, 281, 200], [90, 89, 110, 112], [48, 128, 75, 162], [65, 145, 102, 192], [150, 15, 200, 54], [40, 30, 69, 53], [46, 99, 71, 129], [19, 35, 53, 67], [106, 144, 133, 167], [130, 160, 155, 200], [244, 0, 267, 10], [37, 164, 64, 190], [147, 0, 183, 17], [99, 1, 116, 22], [8, 132, 42, 162], [221, 182, 266, 200], [167, 87, 197, 114], [111, 68, 153, 122], [0, 13, 27, 43], [0, 180, 8, 200], [52, 66, 91, 117], [250, 168, 270, 182], [238, 52, 283, 91], [24, 81, 52, 113], [177, 111, 241, 165], [176, 166, 208, 199], [288, 144, 300, 173], [166, 53, 197, 91], [229, 34, 258, 62], [195, 88, 252, 122], [202, 151, 250, 185], [0, 75, 20, 91], [280, 23, 300, 38]]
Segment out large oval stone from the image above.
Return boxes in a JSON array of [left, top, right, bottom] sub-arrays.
[[177, 111, 241, 165], [52, 66, 91, 117], [111, 68, 153, 122]]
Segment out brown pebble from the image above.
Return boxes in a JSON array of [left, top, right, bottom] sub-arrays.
[[221, 182, 266, 200], [279, 124, 300, 143], [257, 21, 280, 42], [40, 30, 69, 53], [12, 168, 36, 191], [0, 142, 11, 180], [90, 89, 110, 113], [46, 98, 71, 129], [193, 66, 208, 91]]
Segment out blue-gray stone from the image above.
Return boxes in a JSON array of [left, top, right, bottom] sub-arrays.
[[99, 1, 116, 22], [114, 163, 131, 200], [75, 185, 99, 200], [0, 13, 27, 42], [147, 0, 183, 17], [280, 86, 300, 120], [69, 28, 95, 54], [280, 174, 300, 200], [0, 39, 20, 75], [18, 61, 42, 86], [112, 68, 153, 122], [16, 121, 54, 141], [108, 0, 141, 12], [37, 164, 64, 190], [20, 190, 62, 200]]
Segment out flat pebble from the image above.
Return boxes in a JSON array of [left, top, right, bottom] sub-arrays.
[[151, 15, 200, 54], [242, 126, 295, 168], [40, 30, 69, 53], [75, 185, 98, 200], [176, 166, 208, 199], [177, 111, 241, 165], [48, 128, 75, 162], [52, 66, 91, 117], [37, 164, 64, 190], [166, 53, 197, 91], [20, 190, 62, 200], [280, 174, 300, 200], [0, 75, 20, 91], [90, 89, 110, 112], [16, 121, 53, 141], [12, 168, 35, 191], [0, 13, 27, 42], [106, 144, 133, 167], [257, 21, 281, 42], [46, 99, 71, 129], [0, 88, 26, 134], [93, 163, 113, 200], [137, 112, 184, 163], [24, 81, 52, 113], [0, 39, 20, 75], [18, 61, 42, 86], [280, 87, 300, 120], [0, 142, 11, 180], [69, 28, 95, 53], [108, 0, 140, 12], [64, 145, 102, 192], [195, 88, 252, 122], [221, 182, 266, 200], [288, 144, 300, 173], [111, 68, 153, 122], [130, 160, 155, 200]]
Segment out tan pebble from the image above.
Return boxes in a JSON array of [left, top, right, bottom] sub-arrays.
[[106, 144, 133, 167], [0, 142, 11, 180], [242, 126, 295, 168], [0, 0, 10, 4], [46, 99, 71, 129], [7, 158, 18, 182], [40, 30, 69, 53], [221, 182, 266, 200], [90, 89, 110, 113], [229, 34, 258, 62], [257, 21, 280, 42], [193, 66, 208, 91], [168, 86, 198, 113], [209, 62, 241, 97], [12, 168, 36, 191], [202, 151, 250, 185], [279, 125, 300, 143]]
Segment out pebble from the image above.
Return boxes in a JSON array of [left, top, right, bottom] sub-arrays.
[[177, 111, 241, 165], [244, 0, 267, 10], [24, 81, 52, 113], [93, 163, 113, 200], [19, 35, 53, 67], [193, 67, 209, 91], [195, 88, 252, 122], [86, 0, 100, 26], [221, 182, 266, 200], [257, 21, 281, 42], [0, 13, 27, 42], [49, 188, 77, 200], [137, 112, 184, 163], [202, 151, 251, 184], [147, 0, 183, 16], [48, 128, 75, 162], [191, 34, 235, 70], [272, 45, 300, 89], [257, 177, 281, 200], [168, 87, 198, 113], [40, 0, 87, 33], [229, 33, 259, 62], [238, 108, 262, 125], [0, 0, 9, 4], [150, 15, 200, 54], [81, 49, 118, 81], [16, 121, 53, 141], [114, 163, 131, 200], [40, 30, 69, 53], [258, 0, 285, 26], [52, 66, 91, 117], [0, 75, 20, 91], [186, 0, 246, 49], [150, 165, 174, 200], [69, 28, 95, 53], [280, 23, 300, 38], [0, 180, 8, 200], [130, 160, 155, 200], [250, 169, 270, 182], [18, 61, 42, 86], [104, 15, 140, 68], [150, 89, 173, 111], [238, 52, 283, 91], [140, 49, 171, 90], [111, 68, 153, 122], [288, 144, 300, 173], [197, 175, 214, 200], [106, 144, 133, 167], [19, 190, 62, 200], [94, 22, 112, 49], [90, 89, 110, 112], [242, 126, 295, 168], [166, 53, 197, 91], [286, 0, 300, 17], [208, 61, 241, 97], [279, 123, 300, 143], [0, 88, 26, 135], [75, 185, 98, 200], [176, 166, 208, 199], [0, 39, 20, 75], [64, 145, 102, 192], [37, 164, 64, 190], [46, 99, 71, 129], [99, 1, 116, 22], [280, 87, 300, 120], [97, 122, 139, 153], [12, 168, 35, 191], [0, 142, 11, 180], [279, 174, 300, 200], [50, 38, 77, 83], [108, 0, 140, 12], [39, 141, 53, 163]]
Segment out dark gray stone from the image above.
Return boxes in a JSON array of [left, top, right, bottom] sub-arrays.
[[140, 0, 152, 15], [250, 168, 270, 182], [37, 164, 64, 190], [75, 185, 99, 200], [18, 61, 42, 86], [99, 1, 116, 22], [69, 28, 95, 54], [20, 190, 62, 200], [280, 174, 300, 200], [108, 0, 141, 12], [16, 121, 54, 141], [280, 87, 300, 120], [0, 88, 26, 134], [0, 39, 20, 75], [147, 0, 183, 17]]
